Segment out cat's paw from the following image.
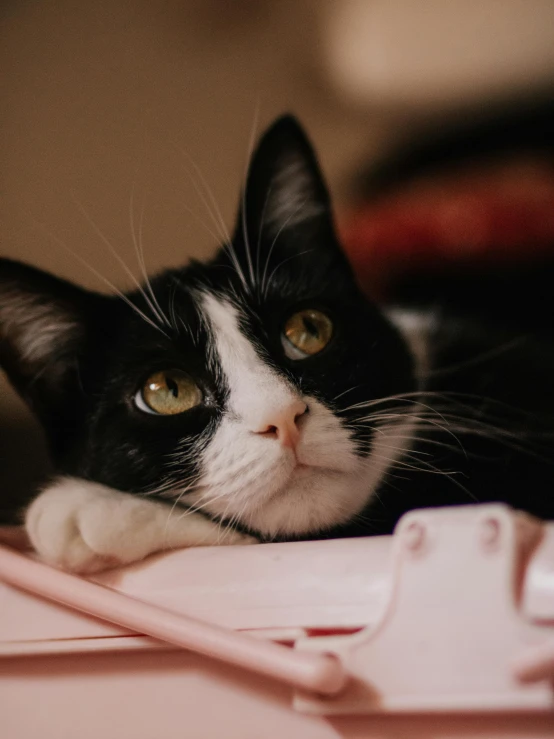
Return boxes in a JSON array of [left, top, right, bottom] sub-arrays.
[[25, 478, 256, 574]]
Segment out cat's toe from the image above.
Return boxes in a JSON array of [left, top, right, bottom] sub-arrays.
[[25, 479, 138, 574], [25, 489, 116, 573]]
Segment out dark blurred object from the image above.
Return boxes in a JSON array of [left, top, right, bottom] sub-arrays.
[[341, 97, 554, 294]]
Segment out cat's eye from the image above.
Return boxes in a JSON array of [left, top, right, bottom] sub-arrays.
[[135, 370, 202, 416], [282, 309, 333, 359]]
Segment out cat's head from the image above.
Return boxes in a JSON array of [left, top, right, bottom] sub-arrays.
[[0, 116, 415, 539]]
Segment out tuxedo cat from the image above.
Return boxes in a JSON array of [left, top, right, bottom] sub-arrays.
[[1, 116, 553, 573]]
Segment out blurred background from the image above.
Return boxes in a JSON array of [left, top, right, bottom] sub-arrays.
[[2, 0, 554, 520]]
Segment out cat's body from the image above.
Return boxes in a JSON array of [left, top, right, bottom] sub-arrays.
[[2, 116, 553, 572], [342, 261, 554, 536]]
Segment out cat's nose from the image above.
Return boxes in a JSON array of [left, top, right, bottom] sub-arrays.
[[253, 400, 308, 449]]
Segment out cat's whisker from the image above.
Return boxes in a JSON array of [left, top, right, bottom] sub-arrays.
[[129, 183, 152, 306], [260, 197, 309, 299], [240, 103, 261, 291], [134, 187, 174, 329], [405, 458, 476, 502], [212, 500, 233, 545], [127, 471, 204, 549], [369, 434, 463, 456], [167, 280, 180, 335], [359, 400, 554, 465], [215, 495, 249, 545], [255, 184, 273, 299], [338, 389, 554, 426], [425, 337, 527, 378], [369, 451, 453, 476], [264, 250, 315, 297], [167, 487, 242, 541], [428, 420, 554, 463], [72, 193, 170, 330], [30, 216, 170, 337], [160, 475, 209, 546], [353, 409, 466, 452], [341, 395, 453, 427], [338, 389, 493, 413], [170, 141, 250, 293], [348, 390, 547, 455], [333, 385, 362, 402], [150, 472, 202, 498], [173, 193, 226, 246], [371, 449, 475, 502], [172, 146, 232, 246]]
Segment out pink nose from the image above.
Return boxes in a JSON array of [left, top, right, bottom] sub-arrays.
[[253, 400, 308, 449]]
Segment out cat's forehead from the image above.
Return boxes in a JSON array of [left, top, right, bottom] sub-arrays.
[[120, 255, 349, 364], [112, 273, 256, 363]]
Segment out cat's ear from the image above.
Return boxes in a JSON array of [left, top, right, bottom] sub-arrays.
[[0, 258, 101, 422], [231, 115, 353, 288]]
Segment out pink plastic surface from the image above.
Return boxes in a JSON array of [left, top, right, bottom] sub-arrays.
[[0, 535, 392, 644], [0, 543, 346, 695], [2, 505, 554, 738], [295, 506, 554, 715]]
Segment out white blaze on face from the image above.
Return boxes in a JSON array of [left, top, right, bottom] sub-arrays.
[[199, 292, 301, 433], [188, 292, 417, 538]]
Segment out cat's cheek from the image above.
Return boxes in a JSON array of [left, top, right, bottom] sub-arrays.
[[25, 477, 256, 574]]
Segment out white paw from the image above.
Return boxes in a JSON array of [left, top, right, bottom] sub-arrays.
[[25, 478, 256, 574]]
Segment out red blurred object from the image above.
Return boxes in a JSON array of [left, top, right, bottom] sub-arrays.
[[341, 157, 554, 291]]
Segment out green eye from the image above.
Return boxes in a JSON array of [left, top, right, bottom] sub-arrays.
[[282, 309, 333, 359], [135, 370, 202, 416]]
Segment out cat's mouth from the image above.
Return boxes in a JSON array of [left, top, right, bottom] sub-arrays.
[[271, 458, 345, 496], [294, 460, 340, 474], [293, 450, 347, 475]]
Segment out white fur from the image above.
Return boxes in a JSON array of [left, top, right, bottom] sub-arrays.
[[184, 294, 418, 538], [26, 478, 255, 574], [200, 292, 303, 430]]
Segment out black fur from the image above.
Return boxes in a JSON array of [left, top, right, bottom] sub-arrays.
[[1, 115, 554, 538]]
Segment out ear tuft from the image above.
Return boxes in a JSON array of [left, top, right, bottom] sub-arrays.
[[0, 259, 95, 406], [0, 289, 80, 368], [263, 149, 327, 233], [239, 114, 333, 243], [222, 115, 356, 294]]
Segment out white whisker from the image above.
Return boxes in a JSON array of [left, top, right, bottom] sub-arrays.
[[169, 140, 249, 292], [72, 193, 170, 330], [261, 197, 309, 299], [240, 103, 261, 290], [131, 185, 173, 328], [29, 216, 170, 337]]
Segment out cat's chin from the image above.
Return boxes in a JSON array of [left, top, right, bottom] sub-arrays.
[[243, 466, 369, 538]]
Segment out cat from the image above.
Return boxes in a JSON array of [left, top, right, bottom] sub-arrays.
[[1, 115, 554, 573]]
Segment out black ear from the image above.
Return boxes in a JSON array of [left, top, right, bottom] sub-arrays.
[[231, 115, 353, 292], [0, 258, 101, 432]]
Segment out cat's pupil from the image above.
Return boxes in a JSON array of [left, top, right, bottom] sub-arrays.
[[303, 317, 319, 338], [165, 376, 179, 398]]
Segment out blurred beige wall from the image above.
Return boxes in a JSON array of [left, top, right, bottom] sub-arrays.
[[0, 0, 380, 516]]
